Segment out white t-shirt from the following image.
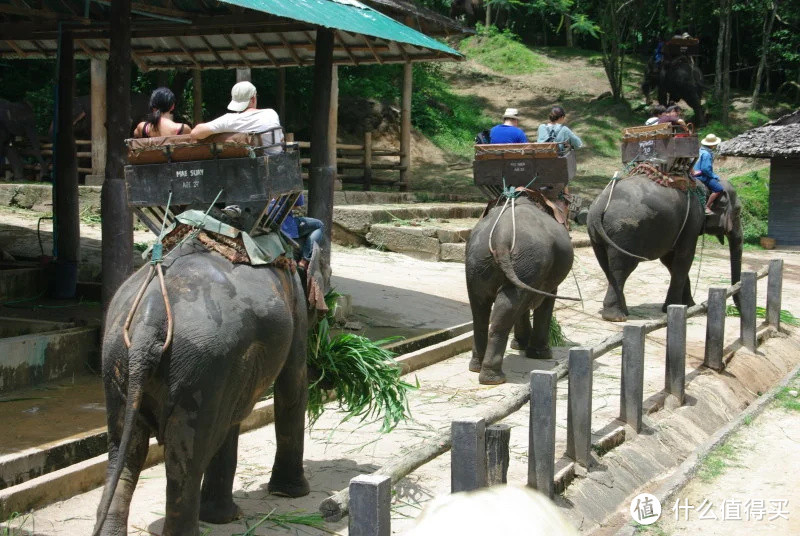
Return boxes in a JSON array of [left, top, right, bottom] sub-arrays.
[[205, 109, 284, 153]]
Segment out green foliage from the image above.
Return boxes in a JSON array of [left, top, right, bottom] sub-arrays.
[[698, 442, 739, 482], [725, 304, 799, 326], [775, 386, 800, 413], [235, 509, 325, 535], [728, 168, 769, 244], [461, 25, 547, 75], [549, 316, 566, 346], [1, 512, 31, 536], [307, 291, 415, 432]]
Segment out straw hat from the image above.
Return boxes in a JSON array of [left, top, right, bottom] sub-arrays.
[[503, 108, 520, 120], [701, 133, 722, 146]]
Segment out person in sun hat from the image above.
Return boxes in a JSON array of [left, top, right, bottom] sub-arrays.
[[191, 80, 284, 154], [692, 133, 724, 214], [489, 108, 528, 144]]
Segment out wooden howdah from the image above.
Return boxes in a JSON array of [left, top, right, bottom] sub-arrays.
[[473, 143, 576, 200], [620, 136, 699, 163]]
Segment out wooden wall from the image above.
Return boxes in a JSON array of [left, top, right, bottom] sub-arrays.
[[768, 156, 800, 245]]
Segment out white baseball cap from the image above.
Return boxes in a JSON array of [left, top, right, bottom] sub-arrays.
[[503, 108, 520, 120], [228, 81, 257, 112]]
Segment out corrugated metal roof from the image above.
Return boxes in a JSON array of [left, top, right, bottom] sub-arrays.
[[219, 0, 458, 56]]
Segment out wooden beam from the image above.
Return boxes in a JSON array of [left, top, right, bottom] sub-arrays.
[[277, 67, 286, 120], [399, 59, 412, 191], [89, 58, 107, 182], [192, 69, 203, 124], [76, 39, 98, 59], [249, 33, 279, 67], [199, 35, 227, 69], [277, 32, 304, 66], [334, 31, 358, 65], [173, 35, 201, 68], [5, 39, 29, 57], [0, 4, 89, 21], [223, 33, 252, 68], [362, 34, 383, 64], [102, 0, 134, 311]]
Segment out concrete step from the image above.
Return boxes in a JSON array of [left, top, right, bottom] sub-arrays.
[[365, 218, 476, 262]]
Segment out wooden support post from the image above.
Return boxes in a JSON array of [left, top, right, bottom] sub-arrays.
[[54, 28, 79, 298], [704, 287, 727, 371], [566, 347, 593, 467], [87, 58, 107, 186], [528, 370, 557, 499], [363, 130, 372, 191], [192, 68, 203, 125], [101, 0, 133, 310], [349, 474, 391, 536], [308, 27, 335, 272], [665, 304, 687, 405], [620, 325, 645, 433], [329, 65, 340, 191], [451, 418, 487, 493], [486, 423, 510, 485], [399, 61, 411, 192], [740, 271, 757, 352], [766, 259, 784, 329], [236, 67, 251, 82], [277, 67, 286, 125]]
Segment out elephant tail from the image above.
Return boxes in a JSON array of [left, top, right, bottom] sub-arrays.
[[492, 249, 580, 301], [92, 331, 163, 536], [593, 213, 654, 262]]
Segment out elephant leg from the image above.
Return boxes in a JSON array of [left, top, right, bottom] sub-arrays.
[[468, 287, 492, 373], [98, 403, 150, 536], [268, 322, 310, 498], [527, 296, 556, 359], [162, 411, 206, 536], [480, 285, 531, 385], [601, 249, 638, 322], [660, 250, 696, 311], [200, 425, 243, 524], [510, 310, 532, 352]]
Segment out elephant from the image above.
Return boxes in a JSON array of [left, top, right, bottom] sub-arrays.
[[0, 99, 45, 180], [92, 241, 328, 536], [465, 196, 574, 385], [642, 59, 706, 126], [587, 175, 742, 322]]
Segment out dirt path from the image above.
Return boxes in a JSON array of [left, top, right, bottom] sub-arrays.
[[636, 374, 800, 536]]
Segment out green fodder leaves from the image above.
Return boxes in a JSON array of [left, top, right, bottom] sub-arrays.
[[307, 291, 415, 433], [460, 25, 547, 75], [234, 509, 326, 536], [725, 305, 799, 326], [549, 316, 566, 347]]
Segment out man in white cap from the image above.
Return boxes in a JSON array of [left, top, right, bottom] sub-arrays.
[[489, 108, 528, 144], [692, 133, 724, 214], [191, 80, 283, 153]]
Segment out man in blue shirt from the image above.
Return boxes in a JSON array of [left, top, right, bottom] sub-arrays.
[[490, 108, 528, 144], [692, 134, 724, 215], [273, 193, 324, 271]]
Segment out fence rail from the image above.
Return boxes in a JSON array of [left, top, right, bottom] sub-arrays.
[[332, 259, 785, 528]]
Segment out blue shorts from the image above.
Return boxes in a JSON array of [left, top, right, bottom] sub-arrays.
[[702, 176, 724, 193]]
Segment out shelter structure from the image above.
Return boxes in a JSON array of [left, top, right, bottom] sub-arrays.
[[718, 111, 800, 246], [0, 0, 463, 305]]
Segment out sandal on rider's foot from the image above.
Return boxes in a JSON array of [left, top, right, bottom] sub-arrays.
[[704, 207, 714, 215]]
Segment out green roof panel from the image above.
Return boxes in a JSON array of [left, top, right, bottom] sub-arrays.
[[220, 0, 460, 57]]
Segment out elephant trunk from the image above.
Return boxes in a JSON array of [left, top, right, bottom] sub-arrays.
[[728, 216, 743, 309]]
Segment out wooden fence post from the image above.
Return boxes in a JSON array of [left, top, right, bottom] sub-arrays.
[[349, 474, 391, 536], [740, 271, 757, 352], [363, 131, 372, 191], [528, 370, 557, 499], [486, 424, 510, 485], [766, 259, 784, 329], [665, 304, 687, 405], [620, 325, 645, 432], [451, 418, 487, 493], [704, 287, 727, 371], [566, 347, 593, 467]]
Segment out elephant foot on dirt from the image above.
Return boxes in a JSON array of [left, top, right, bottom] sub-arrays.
[[525, 346, 552, 360], [478, 367, 506, 385], [468, 354, 483, 373], [268, 474, 310, 498], [200, 499, 243, 524], [601, 306, 628, 322]]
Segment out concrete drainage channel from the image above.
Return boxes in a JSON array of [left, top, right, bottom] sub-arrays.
[[0, 322, 474, 516]]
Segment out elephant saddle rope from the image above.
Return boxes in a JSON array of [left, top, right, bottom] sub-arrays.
[[626, 162, 697, 192], [481, 187, 570, 228]]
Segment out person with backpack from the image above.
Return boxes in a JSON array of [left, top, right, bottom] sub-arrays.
[[536, 106, 583, 154], [489, 108, 528, 144]]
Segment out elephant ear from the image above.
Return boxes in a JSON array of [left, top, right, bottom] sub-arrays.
[[305, 242, 330, 315]]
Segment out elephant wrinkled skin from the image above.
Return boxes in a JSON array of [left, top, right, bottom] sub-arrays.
[[92, 243, 324, 536], [587, 175, 742, 322], [466, 198, 574, 385]]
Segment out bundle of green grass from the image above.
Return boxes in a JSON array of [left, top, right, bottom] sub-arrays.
[[306, 292, 415, 432]]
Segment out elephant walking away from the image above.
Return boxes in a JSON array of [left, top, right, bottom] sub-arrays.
[[587, 175, 742, 322], [465, 196, 574, 385], [92, 243, 326, 536], [642, 59, 706, 127]]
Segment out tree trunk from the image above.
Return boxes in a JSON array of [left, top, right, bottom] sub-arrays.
[[752, 1, 779, 109], [721, 0, 732, 124], [485, 1, 491, 28], [714, 0, 726, 100], [667, 0, 677, 25], [565, 18, 574, 47]]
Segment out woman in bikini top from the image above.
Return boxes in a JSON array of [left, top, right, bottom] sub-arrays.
[[133, 87, 191, 138]]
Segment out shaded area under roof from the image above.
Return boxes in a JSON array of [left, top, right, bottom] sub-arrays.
[[0, 0, 463, 70], [718, 110, 800, 159]]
